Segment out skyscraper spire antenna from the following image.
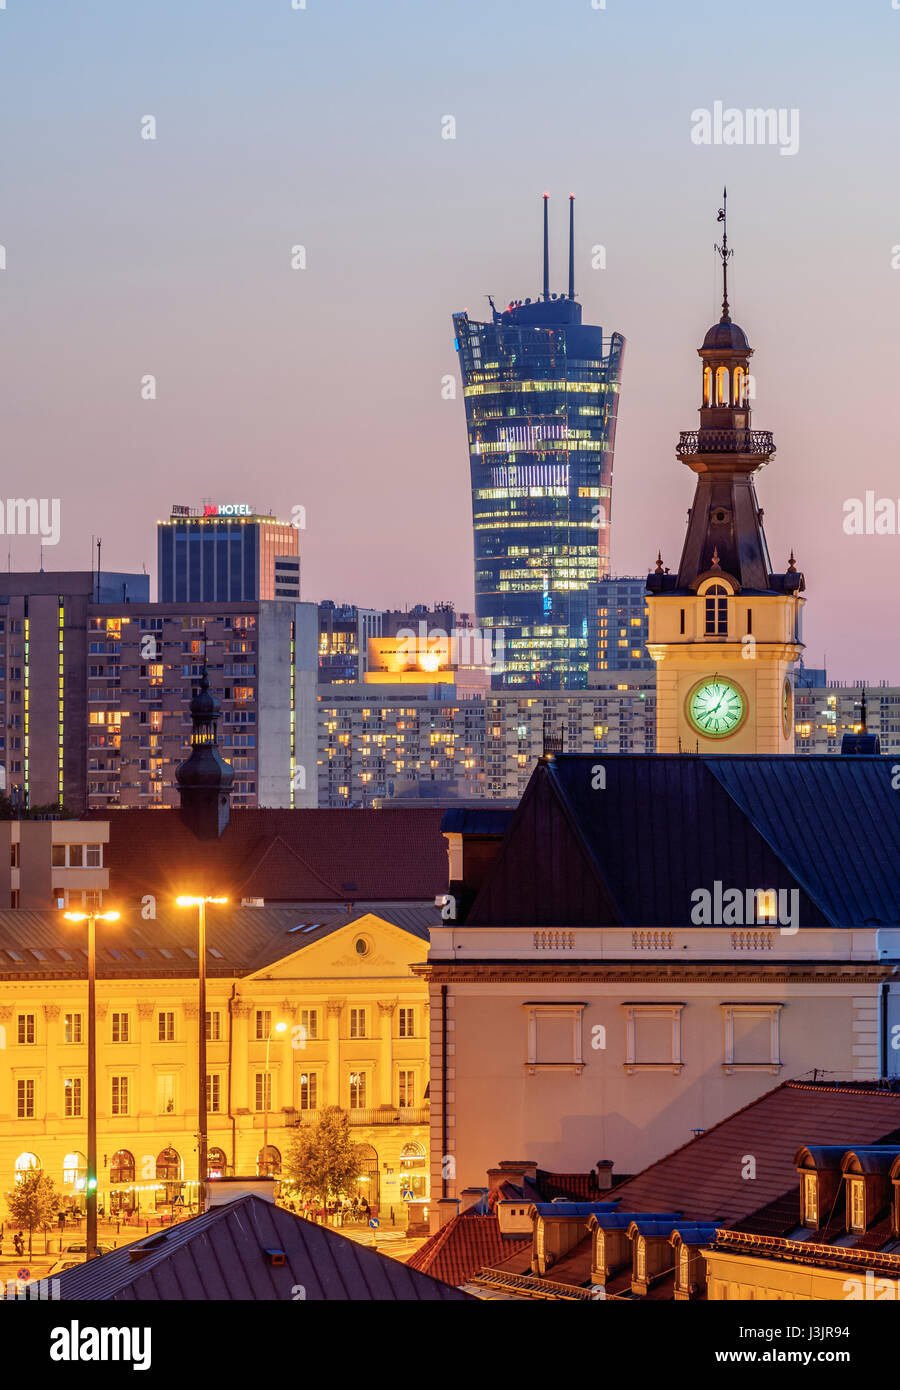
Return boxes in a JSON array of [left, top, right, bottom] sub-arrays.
[[542, 192, 550, 302], [715, 186, 733, 322], [568, 194, 575, 300]]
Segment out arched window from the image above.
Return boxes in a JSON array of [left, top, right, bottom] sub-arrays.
[[109, 1150, 134, 1184], [353, 1142, 380, 1206], [207, 1147, 227, 1179], [705, 583, 729, 636], [715, 366, 729, 405], [63, 1151, 87, 1187], [15, 1152, 40, 1181], [679, 1243, 690, 1288], [399, 1141, 428, 1198], [155, 1147, 183, 1210], [636, 1236, 646, 1279], [733, 366, 746, 407], [257, 1145, 281, 1178], [109, 1150, 135, 1215], [702, 366, 712, 407]]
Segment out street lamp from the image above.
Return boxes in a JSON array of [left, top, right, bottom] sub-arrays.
[[176, 896, 227, 1213], [62, 908, 120, 1261], [263, 1020, 288, 1179]]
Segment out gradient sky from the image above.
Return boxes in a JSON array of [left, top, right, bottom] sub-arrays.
[[2, 0, 899, 679]]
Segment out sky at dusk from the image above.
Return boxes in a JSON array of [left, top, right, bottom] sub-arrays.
[[2, 0, 900, 679]]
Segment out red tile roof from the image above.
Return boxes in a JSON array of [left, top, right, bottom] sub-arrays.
[[97, 807, 450, 907], [608, 1081, 900, 1226], [406, 1212, 530, 1286]]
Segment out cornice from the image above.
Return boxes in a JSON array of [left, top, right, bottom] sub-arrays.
[[419, 960, 895, 985]]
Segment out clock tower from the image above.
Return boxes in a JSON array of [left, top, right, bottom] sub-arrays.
[[647, 194, 805, 753]]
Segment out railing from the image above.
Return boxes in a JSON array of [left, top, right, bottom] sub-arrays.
[[533, 931, 575, 951], [731, 930, 775, 951], [285, 1106, 430, 1127], [631, 930, 674, 951], [678, 429, 775, 457], [473, 1267, 596, 1300]]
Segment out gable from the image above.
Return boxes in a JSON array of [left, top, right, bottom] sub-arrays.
[[246, 913, 428, 980]]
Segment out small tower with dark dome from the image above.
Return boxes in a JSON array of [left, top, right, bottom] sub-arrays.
[[646, 192, 806, 754], [175, 657, 234, 840]]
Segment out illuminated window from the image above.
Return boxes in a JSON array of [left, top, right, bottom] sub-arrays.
[[715, 366, 729, 405], [705, 585, 728, 636]]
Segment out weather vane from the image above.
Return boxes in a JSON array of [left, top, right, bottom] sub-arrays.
[[715, 186, 733, 321]]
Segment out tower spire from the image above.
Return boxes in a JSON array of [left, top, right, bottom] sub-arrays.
[[715, 186, 733, 322], [542, 192, 550, 302], [568, 194, 575, 300]]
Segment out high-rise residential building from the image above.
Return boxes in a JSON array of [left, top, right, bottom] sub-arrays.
[[157, 502, 301, 603], [0, 570, 149, 811], [588, 577, 654, 673], [453, 195, 625, 690], [86, 600, 317, 811]]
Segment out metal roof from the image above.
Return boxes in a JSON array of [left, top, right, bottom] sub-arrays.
[[51, 1195, 474, 1301], [465, 754, 900, 928]]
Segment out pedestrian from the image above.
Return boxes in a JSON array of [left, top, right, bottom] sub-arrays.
[[58, 1210, 66, 1231], [14, 1231, 24, 1257]]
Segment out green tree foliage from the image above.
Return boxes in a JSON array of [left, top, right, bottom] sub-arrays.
[[6, 1167, 59, 1257], [285, 1106, 364, 1215]]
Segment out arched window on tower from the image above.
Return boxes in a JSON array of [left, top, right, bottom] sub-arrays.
[[705, 584, 728, 636], [702, 366, 712, 407], [715, 367, 730, 406], [733, 366, 747, 407]]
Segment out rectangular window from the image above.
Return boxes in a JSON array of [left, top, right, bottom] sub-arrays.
[[205, 1010, 221, 1042], [254, 1073, 272, 1111], [85, 844, 102, 868], [64, 1076, 83, 1117], [111, 1012, 130, 1043], [299, 1008, 318, 1041], [51, 844, 66, 867], [803, 1172, 818, 1227], [157, 1074, 175, 1115], [255, 1009, 271, 1041], [157, 1011, 175, 1042], [68, 844, 84, 868], [17, 1013, 35, 1045], [349, 1071, 367, 1109], [207, 1074, 221, 1113], [398, 1070, 415, 1107], [63, 1013, 83, 1045], [17, 1078, 35, 1118], [622, 1004, 684, 1074], [111, 1075, 129, 1115], [398, 1008, 415, 1038], [349, 1008, 366, 1039], [299, 1071, 318, 1111]]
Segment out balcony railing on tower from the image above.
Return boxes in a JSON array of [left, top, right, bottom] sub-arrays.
[[678, 429, 775, 457]]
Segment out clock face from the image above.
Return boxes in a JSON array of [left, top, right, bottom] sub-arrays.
[[686, 676, 747, 739], [783, 678, 793, 738]]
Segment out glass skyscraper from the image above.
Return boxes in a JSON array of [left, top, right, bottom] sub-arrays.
[[453, 196, 625, 689]]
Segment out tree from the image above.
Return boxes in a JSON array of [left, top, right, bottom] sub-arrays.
[[285, 1107, 363, 1220], [7, 1167, 59, 1257]]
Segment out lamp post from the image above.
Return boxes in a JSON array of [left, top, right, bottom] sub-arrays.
[[263, 1020, 288, 1179], [62, 908, 120, 1261], [176, 896, 227, 1213]]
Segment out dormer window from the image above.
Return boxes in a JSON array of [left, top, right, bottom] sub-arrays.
[[849, 1178, 866, 1233], [705, 584, 728, 636], [635, 1237, 646, 1280], [803, 1172, 818, 1226], [678, 1243, 690, 1290]]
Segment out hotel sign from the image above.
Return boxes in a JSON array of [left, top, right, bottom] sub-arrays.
[[203, 503, 253, 517]]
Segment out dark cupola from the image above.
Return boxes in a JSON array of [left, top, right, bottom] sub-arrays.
[[648, 189, 804, 602], [175, 658, 234, 840]]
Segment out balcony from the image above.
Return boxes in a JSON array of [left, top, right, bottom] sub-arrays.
[[285, 1106, 429, 1127], [677, 429, 774, 457]]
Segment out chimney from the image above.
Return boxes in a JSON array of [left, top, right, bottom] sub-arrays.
[[596, 1159, 615, 1192], [459, 1187, 488, 1213]]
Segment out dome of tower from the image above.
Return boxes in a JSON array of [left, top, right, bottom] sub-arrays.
[[702, 316, 749, 351]]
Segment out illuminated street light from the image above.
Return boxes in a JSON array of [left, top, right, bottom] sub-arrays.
[[62, 909, 121, 1262], [176, 896, 227, 1212]]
